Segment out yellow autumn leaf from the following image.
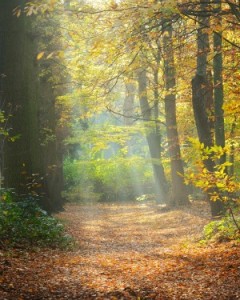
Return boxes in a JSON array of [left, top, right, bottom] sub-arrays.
[[13, 7, 21, 17], [16, 9, 21, 17], [36, 51, 45, 60], [46, 52, 54, 59]]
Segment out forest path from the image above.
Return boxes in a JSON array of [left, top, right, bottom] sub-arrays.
[[1, 202, 240, 299]]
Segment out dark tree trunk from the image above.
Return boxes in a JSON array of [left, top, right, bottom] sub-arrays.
[[213, 0, 226, 166], [39, 79, 65, 212], [0, 0, 41, 194], [192, 75, 224, 216], [0, 0, 64, 212], [192, 75, 214, 150], [192, 0, 224, 216]]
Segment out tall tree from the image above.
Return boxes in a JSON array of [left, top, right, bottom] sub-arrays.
[[0, 0, 64, 212], [137, 67, 168, 203], [213, 0, 226, 165], [162, 19, 189, 206], [191, 0, 224, 216]]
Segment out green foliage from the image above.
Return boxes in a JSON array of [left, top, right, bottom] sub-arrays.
[[0, 190, 72, 249], [63, 156, 154, 203], [184, 138, 240, 202], [202, 212, 240, 243], [0, 110, 20, 142], [40, 127, 56, 146]]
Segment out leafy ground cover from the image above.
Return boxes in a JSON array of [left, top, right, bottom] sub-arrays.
[[0, 201, 239, 299], [0, 196, 72, 249]]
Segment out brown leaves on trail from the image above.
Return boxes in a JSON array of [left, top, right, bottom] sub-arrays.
[[0, 202, 240, 299]]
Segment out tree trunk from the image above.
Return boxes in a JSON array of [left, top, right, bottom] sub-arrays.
[[229, 116, 236, 176], [0, 0, 64, 212], [137, 68, 168, 203], [153, 56, 163, 168], [162, 21, 189, 206], [123, 79, 135, 126], [192, 0, 224, 216], [213, 0, 226, 165], [39, 78, 65, 212]]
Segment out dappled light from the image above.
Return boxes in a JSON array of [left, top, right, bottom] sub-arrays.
[[0, 0, 240, 299], [1, 202, 240, 299]]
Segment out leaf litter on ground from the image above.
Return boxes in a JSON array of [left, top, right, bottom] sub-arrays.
[[0, 201, 239, 299]]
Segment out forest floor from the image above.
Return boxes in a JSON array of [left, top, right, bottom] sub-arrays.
[[0, 201, 240, 300]]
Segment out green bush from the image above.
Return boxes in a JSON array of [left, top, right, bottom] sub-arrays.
[[63, 156, 154, 202], [202, 212, 240, 243], [0, 190, 73, 248]]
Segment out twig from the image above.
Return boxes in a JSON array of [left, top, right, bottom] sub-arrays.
[[228, 207, 240, 232]]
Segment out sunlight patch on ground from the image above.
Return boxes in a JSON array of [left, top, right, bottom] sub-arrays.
[[1, 202, 239, 299]]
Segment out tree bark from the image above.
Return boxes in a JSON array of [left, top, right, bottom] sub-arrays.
[[192, 0, 224, 216], [162, 20, 189, 206], [213, 0, 226, 165], [229, 117, 236, 176], [0, 0, 64, 212], [123, 79, 135, 127], [137, 68, 168, 203]]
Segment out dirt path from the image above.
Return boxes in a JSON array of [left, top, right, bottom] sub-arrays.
[[0, 202, 240, 299]]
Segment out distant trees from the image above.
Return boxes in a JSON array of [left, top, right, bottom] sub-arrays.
[[51, 0, 239, 214]]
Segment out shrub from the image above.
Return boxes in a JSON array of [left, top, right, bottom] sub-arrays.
[[202, 211, 240, 243], [0, 190, 73, 249]]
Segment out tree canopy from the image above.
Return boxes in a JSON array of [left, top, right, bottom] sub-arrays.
[[0, 1, 239, 298]]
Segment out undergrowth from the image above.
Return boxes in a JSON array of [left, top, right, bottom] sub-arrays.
[[202, 209, 240, 243], [0, 189, 73, 249], [63, 156, 154, 202]]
